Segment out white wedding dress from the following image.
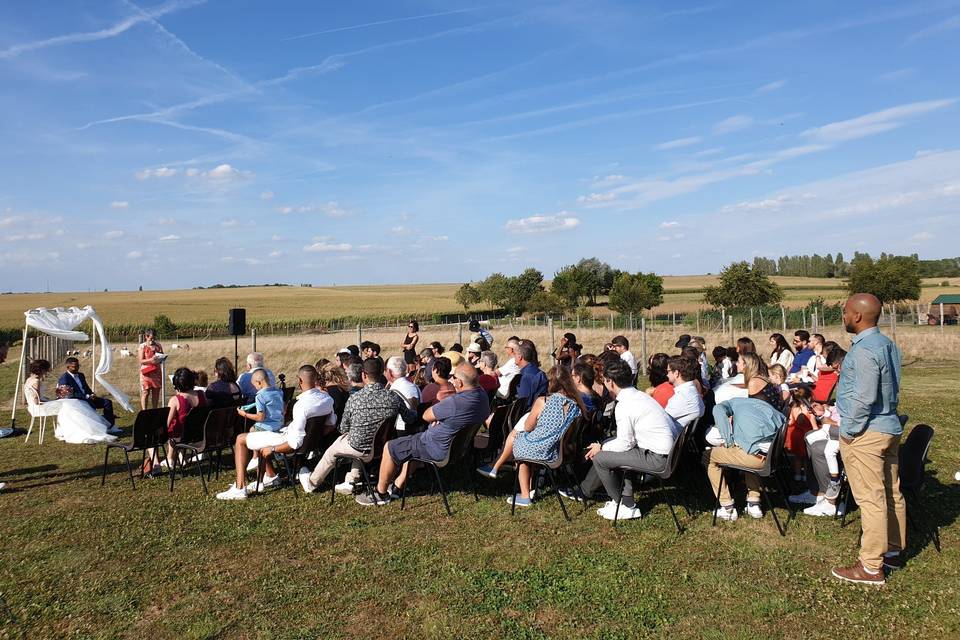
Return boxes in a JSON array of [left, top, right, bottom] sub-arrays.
[[25, 377, 117, 445]]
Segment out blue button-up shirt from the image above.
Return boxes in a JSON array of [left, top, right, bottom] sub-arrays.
[[790, 348, 815, 374], [837, 326, 901, 438], [516, 363, 548, 412], [712, 397, 784, 455]]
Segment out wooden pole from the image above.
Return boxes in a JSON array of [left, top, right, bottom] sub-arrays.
[[10, 323, 29, 427], [750, 308, 754, 333], [759, 308, 765, 332], [252, 328, 257, 353], [356, 324, 362, 348], [696, 309, 700, 334], [91, 319, 96, 394]]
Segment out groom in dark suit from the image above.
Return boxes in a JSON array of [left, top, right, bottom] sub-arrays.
[[59, 357, 118, 430]]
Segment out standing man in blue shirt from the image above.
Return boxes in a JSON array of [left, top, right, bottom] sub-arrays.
[[831, 293, 905, 586]]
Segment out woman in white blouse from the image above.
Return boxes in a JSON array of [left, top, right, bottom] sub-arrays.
[[768, 333, 794, 371]]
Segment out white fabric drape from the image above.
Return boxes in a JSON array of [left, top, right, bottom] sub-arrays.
[[24, 306, 132, 412]]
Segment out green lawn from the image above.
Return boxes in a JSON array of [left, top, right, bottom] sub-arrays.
[[0, 365, 957, 639]]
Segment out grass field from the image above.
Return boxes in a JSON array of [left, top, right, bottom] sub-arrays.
[[3, 276, 958, 331], [0, 325, 958, 639]]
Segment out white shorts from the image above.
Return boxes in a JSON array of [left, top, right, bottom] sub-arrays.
[[246, 430, 287, 451]]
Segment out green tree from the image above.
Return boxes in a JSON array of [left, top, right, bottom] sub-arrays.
[[702, 261, 783, 309], [527, 290, 569, 316], [550, 264, 595, 308], [477, 273, 509, 309], [152, 314, 177, 338], [846, 254, 921, 304], [454, 282, 481, 312], [502, 268, 544, 316], [576, 257, 618, 303], [608, 272, 664, 316]]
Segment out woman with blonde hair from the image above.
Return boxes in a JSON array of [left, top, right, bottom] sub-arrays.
[[319, 362, 350, 424], [740, 353, 786, 412]]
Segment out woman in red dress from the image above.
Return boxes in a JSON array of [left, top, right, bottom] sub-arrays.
[[138, 328, 164, 410]]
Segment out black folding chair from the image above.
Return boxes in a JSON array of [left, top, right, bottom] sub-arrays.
[[400, 423, 485, 516], [611, 422, 692, 532], [272, 415, 339, 489], [710, 423, 794, 536], [170, 407, 238, 494], [329, 417, 396, 506], [167, 406, 211, 493], [898, 423, 940, 552], [101, 408, 168, 491], [511, 419, 582, 521], [473, 404, 510, 462]]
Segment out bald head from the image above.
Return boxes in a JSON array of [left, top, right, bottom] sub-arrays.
[[843, 293, 882, 334], [454, 363, 479, 389], [251, 369, 269, 387]]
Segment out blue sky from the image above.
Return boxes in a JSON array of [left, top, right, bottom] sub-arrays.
[[2, 0, 959, 292]]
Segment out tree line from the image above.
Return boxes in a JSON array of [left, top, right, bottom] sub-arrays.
[[752, 251, 960, 279]]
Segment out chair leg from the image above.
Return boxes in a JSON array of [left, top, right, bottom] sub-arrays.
[[24, 414, 35, 443], [432, 464, 452, 516], [283, 455, 298, 500], [39, 415, 45, 444], [122, 450, 135, 491], [169, 447, 178, 493], [772, 472, 795, 526], [711, 472, 725, 527], [101, 447, 111, 486], [660, 477, 684, 535], [760, 482, 786, 536], [546, 468, 570, 522], [613, 472, 625, 528], [192, 451, 208, 495], [359, 463, 378, 507], [511, 465, 520, 516]]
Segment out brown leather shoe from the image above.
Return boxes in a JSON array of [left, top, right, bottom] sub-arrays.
[[832, 560, 885, 586]]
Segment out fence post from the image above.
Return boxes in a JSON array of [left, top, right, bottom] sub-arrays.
[[548, 317, 555, 362], [609, 312, 613, 332], [458, 321, 463, 346], [802, 308, 806, 329], [759, 308, 765, 332], [781, 305, 787, 333], [252, 328, 257, 353], [356, 324, 362, 348], [629, 312, 634, 332], [750, 308, 754, 333], [696, 309, 700, 334], [812, 309, 818, 333], [91, 321, 97, 393], [641, 317, 648, 378], [941, 302, 945, 333], [728, 315, 733, 344]]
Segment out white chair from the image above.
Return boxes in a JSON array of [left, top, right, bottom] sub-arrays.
[[24, 386, 60, 444]]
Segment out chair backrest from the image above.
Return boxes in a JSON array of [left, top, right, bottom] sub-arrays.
[[202, 407, 241, 450], [658, 419, 694, 479], [506, 373, 522, 400], [811, 372, 838, 403], [506, 398, 527, 430], [179, 405, 211, 445], [438, 423, 485, 468], [480, 404, 510, 455], [544, 417, 582, 470], [562, 416, 588, 461], [368, 416, 397, 458], [898, 424, 934, 491], [298, 415, 337, 454], [131, 408, 170, 449], [760, 421, 788, 477]]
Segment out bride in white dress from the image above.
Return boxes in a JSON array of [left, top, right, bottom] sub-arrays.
[[24, 359, 117, 445]]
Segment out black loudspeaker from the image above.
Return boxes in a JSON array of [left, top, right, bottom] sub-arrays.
[[228, 308, 246, 336]]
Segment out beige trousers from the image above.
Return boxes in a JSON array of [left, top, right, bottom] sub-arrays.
[[703, 445, 764, 506]]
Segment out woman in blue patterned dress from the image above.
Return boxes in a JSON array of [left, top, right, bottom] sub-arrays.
[[477, 366, 585, 507]]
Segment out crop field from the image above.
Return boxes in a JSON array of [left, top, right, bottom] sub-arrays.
[[2, 276, 959, 333], [0, 323, 957, 639]]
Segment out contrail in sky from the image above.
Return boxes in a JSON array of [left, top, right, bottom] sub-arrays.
[[282, 7, 483, 41]]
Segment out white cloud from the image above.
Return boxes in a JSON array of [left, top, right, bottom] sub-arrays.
[[185, 168, 200, 177], [577, 192, 616, 204], [694, 147, 723, 157], [655, 136, 702, 150], [916, 149, 944, 158], [506, 246, 525, 254], [303, 241, 353, 252], [713, 115, 753, 135], [260, 190, 275, 201], [802, 99, 956, 143], [104, 230, 124, 240], [221, 219, 240, 227], [206, 163, 240, 180], [906, 14, 960, 44], [721, 193, 815, 213], [755, 80, 786, 94], [157, 217, 177, 226], [911, 231, 933, 241], [268, 250, 284, 258], [505, 213, 580, 234], [424, 235, 448, 242], [110, 201, 129, 209], [878, 68, 915, 82], [126, 251, 143, 259], [136, 166, 179, 180], [271, 234, 285, 241], [159, 234, 180, 242], [277, 201, 352, 218], [391, 225, 410, 236], [658, 221, 680, 228]]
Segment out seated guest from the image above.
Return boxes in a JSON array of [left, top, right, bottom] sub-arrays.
[[645, 353, 673, 407], [421, 357, 455, 405], [768, 333, 795, 371], [515, 340, 548, 412], [610, 335, 637, 377], [783, 386, 815, 480], [711, 346, 735, 388], [450, 343, 464, 353], [687, 338, 709, 386], [579, 354, 609, 402], [160, 367, 207, 472], [236, 352, 276, 401], [194, 370, 208, 390], [554, 332, 578, 369], [811, 344, 842, 402], [346, 345, 360, 357], [425, 342, 444, 383], [477, 351, 500, 394], [575, 359, 679, 520], [704, 396, 785, 521], [336, 348, 351, 370], [466, 342, 482, 367], [318, 362, 350, 423], [477, 366, 584, 506], [356, 363, 489, 505], [385, 356, 420, 433], [767, 364, 791, 404], [206, 357, 242, 407], [497, 337, 522, 398], [736, 337, 757, 355], [346, 357, 365, 393], [793, 400, 844, 516], [571, 362, 601, 415], [788, 330, 814, 376], [58, 356, 120, 434], [664, 356, 705, 429], [217, 366, 335, 500], [360, 341, 381, 360], [298, 358, 415, 494], [315, 358, 330, 369], [741, 353, 786, 412]]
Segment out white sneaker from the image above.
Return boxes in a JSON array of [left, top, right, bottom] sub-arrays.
[[335, 480, 355, 495], [788, 490, 817, 505], [714, 506, 738, 521], [597, 502, 642, 521], [745, 503, 763, 519], [246, 456, 259, 472], [215, 483, 248, 500], [298, 467, 316, 493], [803, 499, 837, 517], [260, 474, 281, 490], [0, 482, 6, 491]]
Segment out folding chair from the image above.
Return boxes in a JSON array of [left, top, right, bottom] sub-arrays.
[[101, 408, 168, 491], [170, 407, 237, 494], [711, 424, 794, 536], [328, 417, 396, 506], [272, 415, 339, 490], [898, 423, 940, 552], [511, 419, 582, 521], [473, 404, 510, 462], [166, 406, 211, 492], [400, 423, 485, 516], [611, 422, 692, 532]]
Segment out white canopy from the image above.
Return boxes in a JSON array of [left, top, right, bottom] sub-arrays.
[[23, 306, 132, 412]]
